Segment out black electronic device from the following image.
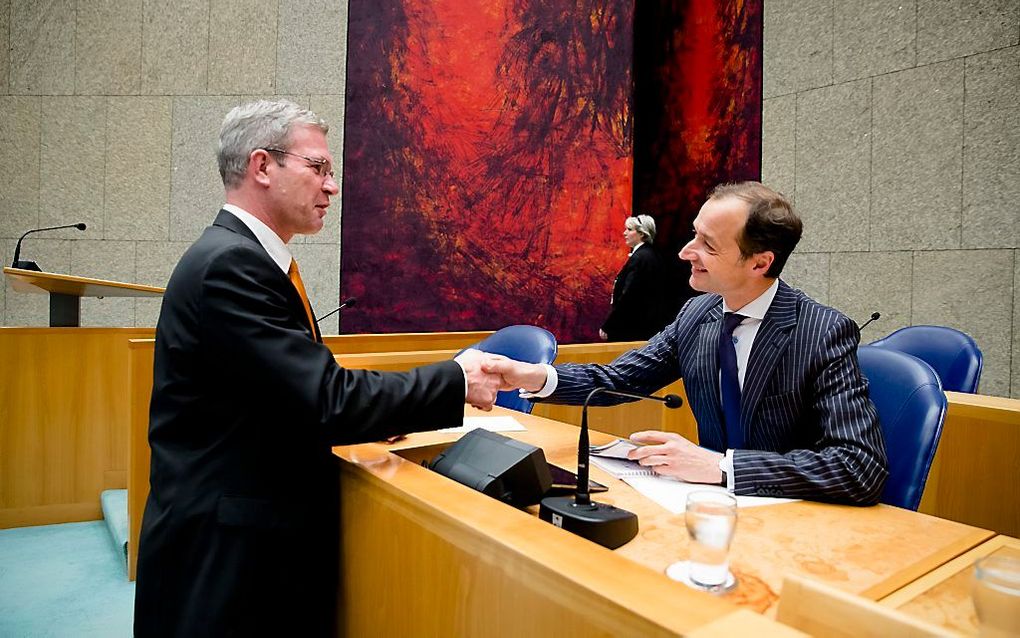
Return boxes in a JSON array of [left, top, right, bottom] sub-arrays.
[[428, 428, 552, 508], [12, 223, 87, 271], [538, 388, 682, 549], [545, 463, 608, 497]]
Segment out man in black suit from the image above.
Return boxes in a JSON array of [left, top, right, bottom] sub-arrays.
[[134, 100, 503, 637], [489, 182, 888, 505]]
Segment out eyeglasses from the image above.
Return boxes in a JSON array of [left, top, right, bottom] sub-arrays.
[[260, 147, 334, 179]]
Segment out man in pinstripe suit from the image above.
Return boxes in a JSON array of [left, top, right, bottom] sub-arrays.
[[490, 182, 888, 505]]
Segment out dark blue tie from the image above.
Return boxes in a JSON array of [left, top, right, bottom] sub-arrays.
[[719, 312, 746, 449]]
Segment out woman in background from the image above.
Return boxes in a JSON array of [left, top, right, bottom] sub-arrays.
[[600, 214, 669, 341]]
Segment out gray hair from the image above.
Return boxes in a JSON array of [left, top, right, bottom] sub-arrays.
[[217, 100, 330, 188], [625, 214, 656, 243]]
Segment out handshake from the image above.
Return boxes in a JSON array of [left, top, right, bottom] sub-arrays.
[[453, 348, 548, 411]]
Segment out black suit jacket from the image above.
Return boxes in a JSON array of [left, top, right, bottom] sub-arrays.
[[557, 280, 888, 505], [135, 211, 465, 637], [601, 244, 668, 341]]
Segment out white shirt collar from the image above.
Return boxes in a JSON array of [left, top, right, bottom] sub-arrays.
[[629, 242, 646, 256], [221, 204, 292, 274], [722, 278, 780, 320]]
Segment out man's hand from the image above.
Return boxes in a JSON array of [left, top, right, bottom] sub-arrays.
[[481, 358, 548, 393], [627, 430, 724, 484], [454, 349, 506, 411]]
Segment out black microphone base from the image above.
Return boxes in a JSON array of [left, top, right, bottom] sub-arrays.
[[12, 260, 41, 271], [539, 496, 638, 549]]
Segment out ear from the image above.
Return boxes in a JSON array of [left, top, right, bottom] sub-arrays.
[[750, 251, 775, 277], [249, 149, 273, 188]]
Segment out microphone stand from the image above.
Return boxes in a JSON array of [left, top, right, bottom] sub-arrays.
[[539, 387, 683, 549], [12, 223, 87, 271], [858, 312, 881, 331]]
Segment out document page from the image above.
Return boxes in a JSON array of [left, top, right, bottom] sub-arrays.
[[591, 438, 797, 510]]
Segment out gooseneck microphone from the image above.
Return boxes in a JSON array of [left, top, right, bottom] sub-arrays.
[[858, 311, 881, 331], [315, 297, 357, 323], [12, 223, 87, 271], [538, 387, 683, 549]]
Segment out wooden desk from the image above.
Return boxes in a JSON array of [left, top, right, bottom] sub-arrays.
[[335, 407, 993, 633], [880, 535, 1020, 635]]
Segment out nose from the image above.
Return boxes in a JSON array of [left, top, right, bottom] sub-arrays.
[[323, 174, 340, 195], [679, 239, 696, 262]]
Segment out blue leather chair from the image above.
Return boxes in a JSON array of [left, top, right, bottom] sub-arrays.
[[464, 325, 557, 414], [858, 345, 947, 510], [869, 325, 983, 393]]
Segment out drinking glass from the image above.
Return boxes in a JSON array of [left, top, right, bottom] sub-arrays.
[[685, 490, 737, 592], [972, 555, 1020, 637]]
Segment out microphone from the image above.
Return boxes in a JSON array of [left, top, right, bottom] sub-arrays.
[[538, 387, 683, 549], [12, 223, 87, 271], [315, 297, 357, 323], [858, 311, 881, 331]]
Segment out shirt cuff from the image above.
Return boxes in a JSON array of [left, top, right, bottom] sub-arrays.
[[519, 364, 557, 399], [721, 449, 735, 491]]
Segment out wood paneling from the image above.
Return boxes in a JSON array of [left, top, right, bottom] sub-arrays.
[[918, 392, 1020, 537], [0, 327, 154, 529]]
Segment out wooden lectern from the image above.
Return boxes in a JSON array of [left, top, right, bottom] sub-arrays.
[[4, 267, 165, 327]]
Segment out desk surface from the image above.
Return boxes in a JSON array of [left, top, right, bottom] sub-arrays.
[[881, 534, 1020, 635], [338, 407, 993, 620]]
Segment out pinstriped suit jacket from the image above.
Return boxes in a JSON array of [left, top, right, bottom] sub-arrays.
[[552, 280, 888, 505]]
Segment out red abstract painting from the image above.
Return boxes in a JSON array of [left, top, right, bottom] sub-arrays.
[[341, 0, 761, 342]]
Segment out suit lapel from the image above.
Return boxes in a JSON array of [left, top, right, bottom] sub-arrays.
[[691, 302, 726, 450], [738, 281, 798, 440], [212, 209, 320, 342]]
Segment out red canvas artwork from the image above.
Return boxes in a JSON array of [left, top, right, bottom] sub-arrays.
[[341, 0, 762, 342]]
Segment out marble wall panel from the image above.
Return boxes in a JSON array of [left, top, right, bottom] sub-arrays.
[[75, 0, 143, 94], [763, 0, 833, 98], [9, 0, 74, 95], [917, 0, 1020, 64], [208, 0, 277, 94], [962, 47, 1020, 249], [912, 249, 1014, 396], [169, 96, 241, 242], [104, 97, 172, 240], [795, 80, 871, 252], [834, 0, 916, 83], [781, 252, 830, 305], [762, 94, 796, 201], [0, 96, 40, 238], [40, 97, 107, 237], [0, 0, 10, 94], [828, 251, 913, 337], [277, 0, 346, 94], [871, 61, 964, 251], [141, 0, 209, 94]]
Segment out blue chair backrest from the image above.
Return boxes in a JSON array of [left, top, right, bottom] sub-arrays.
[[869, 325, 983, 393], [858, 345, 947, 510], [464, 325, 557, 414]]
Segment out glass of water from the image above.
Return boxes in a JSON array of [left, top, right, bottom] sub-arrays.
[[973, 555, 1020, 637], [685, 490, 738, 592]]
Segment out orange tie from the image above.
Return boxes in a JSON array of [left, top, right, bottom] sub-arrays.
[[288, 259, 316, 331]]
